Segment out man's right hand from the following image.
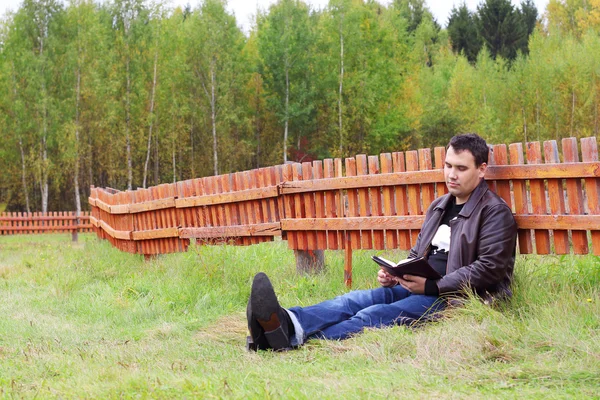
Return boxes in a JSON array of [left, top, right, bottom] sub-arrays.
[[377, 269, 398, 288]]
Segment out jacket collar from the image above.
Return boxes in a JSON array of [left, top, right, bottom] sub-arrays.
[[434, 179, 489, 218]]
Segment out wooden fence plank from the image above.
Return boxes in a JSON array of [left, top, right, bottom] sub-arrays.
[[393, 152, 411, 250], [193, 178, 207, 231], [134, 189, 148, 255], [231, 173, 245, 246], [491, 144, 512, 206], [268, 166, 281, 228], [149, 187, 160, 255], [292, 164, 307, 250], [207, 176, 221, 241], [221, 174, 234, 243], [256, 169, 269, 245], [526, 141, 551, 254], [380, 153, 397, 250], [563, 138, 589, 254], [356, 155, 372, 249], [369, 155, 385, 250], [419, 148, 435, 212], [513, 215, 600, 230], [180, 223, 280, 238], [509, 143, 533, 254], [544, 140, 569, 254], [581, 137, 600, 255], [302, 162, 318, 250], [282, 164, 297, 250], [281, 216, 425, 230], [313, 160, 327, 250], [334, 158, 344, 249], [345, 157, 361, 250], [324, 159, 339, 250], [406, 151, 422, 246], [242, 172, 256, 245], [434, 147, 448, 199], [213, 176, 227, 244]]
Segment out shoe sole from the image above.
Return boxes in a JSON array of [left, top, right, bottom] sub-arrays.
[[246, 301, 270, 351], [250, 272, 291, 351]]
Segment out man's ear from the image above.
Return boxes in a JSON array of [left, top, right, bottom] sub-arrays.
[[478, 162, 487, 179]]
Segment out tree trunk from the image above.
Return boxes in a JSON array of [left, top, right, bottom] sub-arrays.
[[126, 53, 133, 190], [536, 89, 541, 141], [74, 64, 82, 242], [594, 77, 599, 136], [154, 124, 159, 186], [18, 136, 30, 213], [172, 134, 176, 184], [338, 15, 344, 154], [570, 87, 575, 136], [294, 250, 325, 274], [210, 59, 218, 176], [522, 106, 527, 143], [88, 135, 93, 194], [283, 65, 289, 163], [143, 47, 159, 188], [39, 30, 49, 213], [255, 75, 261, 169], [41, 91, 49, 213], [190, 120, 195, 177], [11, 62, 31, 213]]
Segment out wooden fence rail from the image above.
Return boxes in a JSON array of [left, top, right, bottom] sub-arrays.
[[0, 212, 92, 238], [89, 137, 600, 285]]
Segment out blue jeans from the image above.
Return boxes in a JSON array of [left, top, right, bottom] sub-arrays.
[[288, 286, 445, 342]]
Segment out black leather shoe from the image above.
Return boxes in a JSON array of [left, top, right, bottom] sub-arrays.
[[248, 272, 294, 351], [246, 297, 270, 351]]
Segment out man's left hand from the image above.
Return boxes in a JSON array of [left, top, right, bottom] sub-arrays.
[[397, 275, 426, 294]]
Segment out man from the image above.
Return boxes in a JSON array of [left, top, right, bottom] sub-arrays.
[[246, 133, 517, 351]]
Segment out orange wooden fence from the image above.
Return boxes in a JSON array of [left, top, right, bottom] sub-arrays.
[[89, 167, 283, 257], [89, 137, 600, 284], [0, 212, 92, 235]]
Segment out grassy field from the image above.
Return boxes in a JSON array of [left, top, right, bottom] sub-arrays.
[[0, 234, 598, 398]]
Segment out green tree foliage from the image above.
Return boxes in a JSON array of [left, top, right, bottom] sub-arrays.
[[394, 0, 438, 33], [1, 0, 600, 211], [257, 0, 315, 163], [186, 0, 247, 176], [475, 0, 527, 60], [447, 3, 482, 63], [521, 0, 538, 36], [475, 0, 535, 60]]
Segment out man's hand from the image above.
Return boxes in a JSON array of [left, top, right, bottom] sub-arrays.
[[377, 269, 398, 288], [398, 275, 426, 294]]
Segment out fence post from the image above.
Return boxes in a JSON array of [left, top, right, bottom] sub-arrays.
[[344, 232, 352, 288], [294, 249, 324, 274]]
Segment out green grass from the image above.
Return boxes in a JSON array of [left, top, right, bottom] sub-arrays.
[[0, 234, 598, 398]]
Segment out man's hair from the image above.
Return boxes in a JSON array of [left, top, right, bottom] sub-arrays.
[[447, 133, 489, 167]]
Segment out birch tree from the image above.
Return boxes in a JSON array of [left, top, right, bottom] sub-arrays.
[[257, 0, 313, 163], [142, 3, 164, 188], [110, 0, 149, 190], [187, 0, 244, 175]]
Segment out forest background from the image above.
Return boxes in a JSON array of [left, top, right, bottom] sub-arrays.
[[1, 0, 599, 214]]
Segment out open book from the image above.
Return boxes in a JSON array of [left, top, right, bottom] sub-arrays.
[[372, 255, 442, 280]]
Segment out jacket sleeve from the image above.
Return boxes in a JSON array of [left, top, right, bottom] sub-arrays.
[[436, 203, 517, 294]]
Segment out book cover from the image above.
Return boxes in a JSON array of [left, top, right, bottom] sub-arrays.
[[372, 255, 442, 280]]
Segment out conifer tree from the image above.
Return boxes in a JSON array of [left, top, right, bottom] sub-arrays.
[[475, 0, 527, 60], [447, 3, 482, 63]]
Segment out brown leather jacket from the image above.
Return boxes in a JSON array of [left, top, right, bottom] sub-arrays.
[[409, 179, 517, 301]]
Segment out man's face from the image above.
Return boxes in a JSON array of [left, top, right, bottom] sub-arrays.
[[444, 145, 487, 204]]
